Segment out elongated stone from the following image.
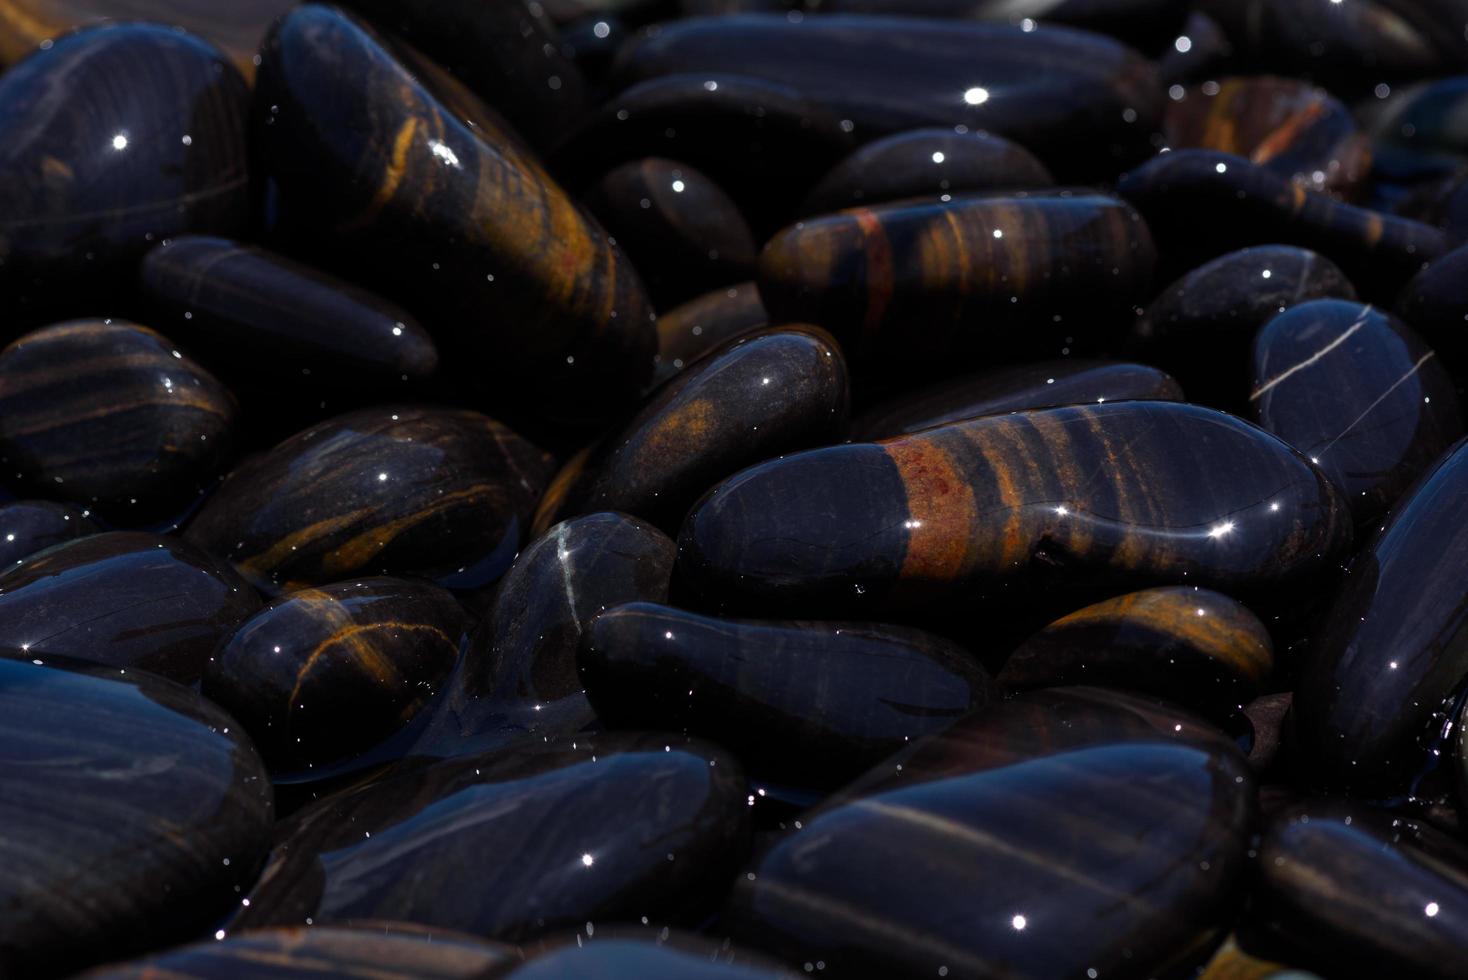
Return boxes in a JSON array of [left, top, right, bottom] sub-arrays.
[[1295, 436, 1468, 794], [185, 407, 552, 595], [0, 531, 260, 685], [490, 935, 797, 978], [0, 658, 273, 978], [805, 0, 1191, 48], [678, 401, 1352, 616], [582, 602, 992, 788], [0, 500, 98, 567], [1250, 299, 1462, 525], [653, 282, 769, 387], [231, 736, 747, 941]]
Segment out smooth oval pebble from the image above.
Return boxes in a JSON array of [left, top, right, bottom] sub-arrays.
[[83, 924, 514, 979], [1250, 299, 1462, 525], [0, 657, 273, 977], [799, 127, 1054, 216], [255, 5, 654, 407], [653, 281, 769, 387], [1398, 242, 1468, 370], [585, 157, 755, 310], [581, 601, 993, 789], [725, 686, 1256, 979], [0, 531, 260, 685], [999, 586, 1274, 720], [140, 236, 439, 385], [678, 401, 1352, 616], [413, 513, 676, 760], [1132, 245, 1357, 410], [487, 935, 797, 979], [536, 326, 849, 533], [853, 359, 1184, 440], [0, 23, 249, 319], [231, 735, 748, 941], [1255, 802, 1468, 980], [807, 0, 1189, 48], [758, 193, 1156, 365], [0, 319, 236, 522], [185, 406, 551, 595], [1295, 436, 1468, 794], [0, 499, 98, 567], [203, 578, 468, 774], [1118, 149, 1447, 297]]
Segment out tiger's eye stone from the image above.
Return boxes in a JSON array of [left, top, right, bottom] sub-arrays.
[[335, 0, 587, 151], [0, 23, 249, 320], [1399, 243, 1468, 370], [1250, 300, 1462, 525], [678, 401, 1352, 616], [0, 500, 98, 567], [1255, 803, 1468, 980], [0, 657, 273, 978], [1295, 437, 1468, 795], [0, 319, 236, 522], [202, 578, 468, 775], [254, 6, 654, 408], [488, 935, 797, 978], [536, 327, 849, 534], [1164, 76, 1370, 197], [0, 532, 259, 684], [653, 282, 769, 387], [185, 407, 552, 595], [1118, 150, 1447, 296], [799, 128, 1054, 216], [612, 15, 1162, 179], [1131, 246, 1357, 410], [583, 158, 756, 309], [413, 513, 675, 761], [0, 0, 296, 79], [758, 193, 1156, 365], [232, 736, 748, 941], [140, 236, 439, 386], [999, 586, 1273, 720], [725, 686, 1256, 979], [853, 359, 1184, 440], [581, 601, 992, 789], [84, 924, 515, 979]]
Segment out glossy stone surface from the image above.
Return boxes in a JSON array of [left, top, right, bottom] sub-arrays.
[[1118, 149, 1448, 296], [1255, 803, 1468, 980], [255, 6, 654, 408], [1398, 243, 1468, 369], [0, 500, 98, 567], [0, 531, 260, 685], [999, 586, 1273, 719], [613, 15, 1162, 178], [232, 736, 748, 941], [1250, 299, 1462, 525], [1295, 437, 1468, 794], [758, 193, 1156, 364], [584, 158, 755, 309], [0, 657, 273, 978], [678, 401, 1352, 616], [536, 327, 849, 533], [1369, 76, 1468, 185], [0, 0, 295, 79], [725, 686, 1256, 979], [203, 578, 468, 774], [487, 935, 797, 979], [1131, 246, 1357, 409], [799, 128, 1053, 216], [853, 359, 1184, 440], [336, 0, 586, 151], [1164, 76, 1369, 197], [0, 320, 236, 521], [653, 282, 769, 387], [808, 0, 1190, 48], [85, 924, 514, 979], [185, 406, 551, 595], [412, 513, 675, 760], [582, 602, 992, 788], [140, 236, 439, 385], [0, 23, 249, 319]]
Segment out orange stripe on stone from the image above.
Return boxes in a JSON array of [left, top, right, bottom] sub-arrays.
[[853, 208, 894, 341], [884, 435, 975, 585]]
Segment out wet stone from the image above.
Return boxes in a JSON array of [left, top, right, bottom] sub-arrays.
[[652, 282, 769, 388], [1398, 242, 1468, 371], [798, 0, 1191, 50], [0, 657, 273, 978], [581, 601, 994, 789], [1249, 299, 1462, 525], [487, 933, 798, 978], [0, 500, 99, 567]]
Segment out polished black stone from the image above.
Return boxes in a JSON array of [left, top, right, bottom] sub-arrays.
[[0, 500, 98, 567]]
